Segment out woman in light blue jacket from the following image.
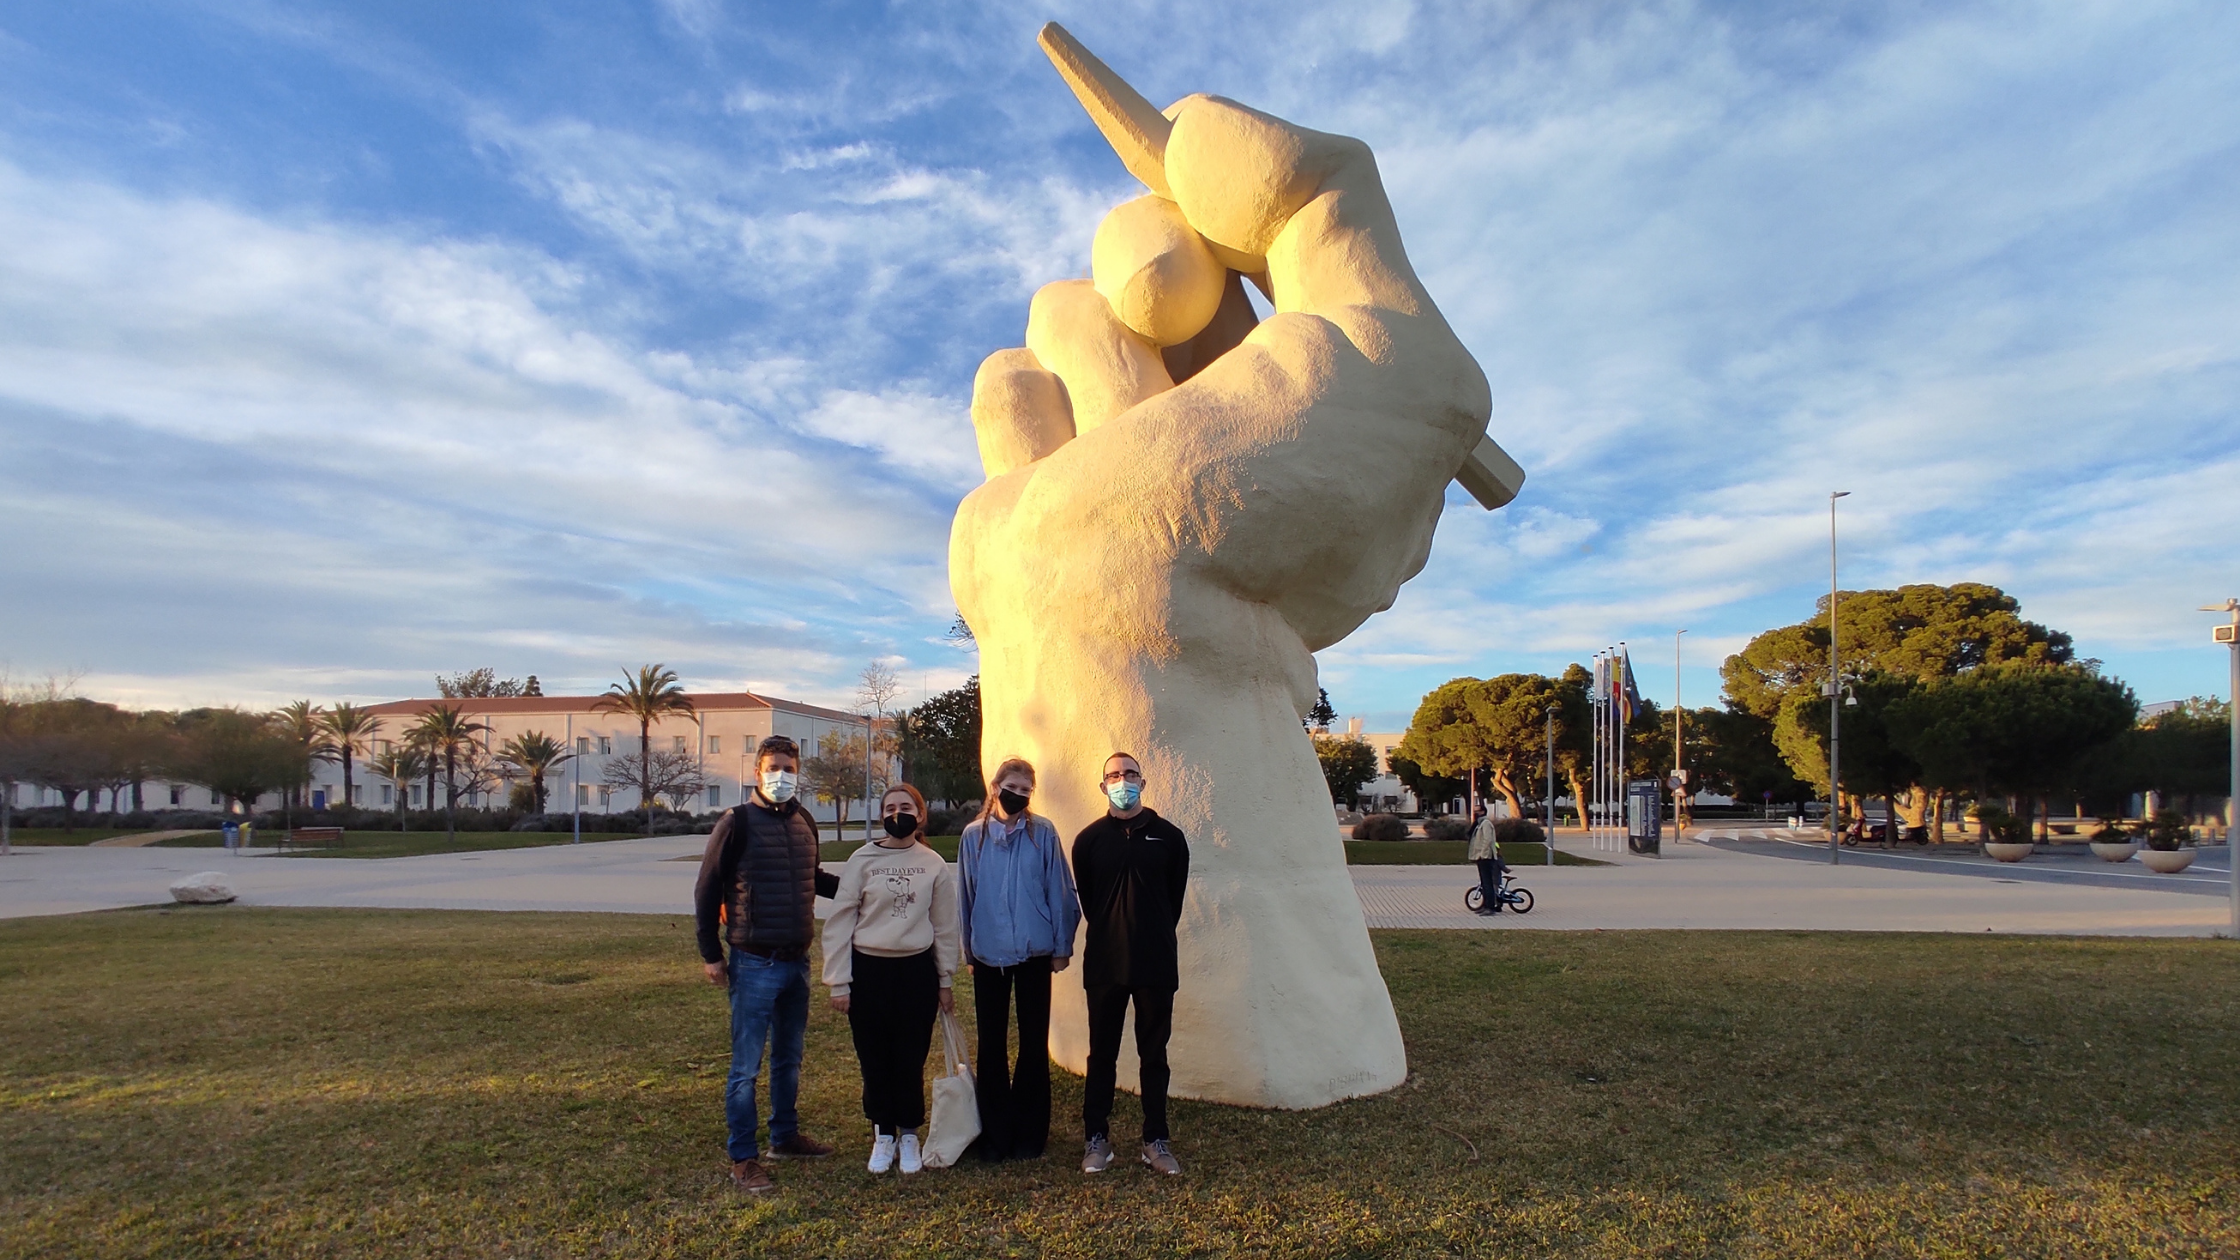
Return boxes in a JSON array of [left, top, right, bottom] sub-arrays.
[[958, 757, 1081, 1162]]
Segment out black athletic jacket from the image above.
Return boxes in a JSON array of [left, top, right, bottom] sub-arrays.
[[1071, 808, 1190, 991]]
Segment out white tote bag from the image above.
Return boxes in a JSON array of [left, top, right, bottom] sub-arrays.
[[921, 1007, 981, 1168]]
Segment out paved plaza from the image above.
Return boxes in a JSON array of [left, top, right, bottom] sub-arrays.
[[1, 827, 2228, 937]]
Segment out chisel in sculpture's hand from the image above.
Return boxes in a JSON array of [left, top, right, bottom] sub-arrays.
[[1036, 21, 1525, 510]]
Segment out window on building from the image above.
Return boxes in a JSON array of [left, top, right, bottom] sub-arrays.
[[576, 784, 590, 807], [706, 785, 721, 806], [381, 785, 394, 806], [169, 786, 184, 806], [576, 736, 590, 755], [707, 735, 720, 754], [597, 736, 612, 755], [350, 784, 362, 804], [674, 735, 688, 753], [410, 785, 423, 807], [209, 789, 222, 806], [598, 786, 611, 805]]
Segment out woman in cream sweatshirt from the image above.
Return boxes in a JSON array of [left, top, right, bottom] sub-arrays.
[[823, 782, 961, 1174]]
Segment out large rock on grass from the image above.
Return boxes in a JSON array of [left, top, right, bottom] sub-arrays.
[[169, 872, 236, 905]]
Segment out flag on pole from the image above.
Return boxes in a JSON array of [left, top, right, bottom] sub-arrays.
[[1617, 647, 1641, 722]]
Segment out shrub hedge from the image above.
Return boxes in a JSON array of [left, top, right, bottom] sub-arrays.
[[1352, 813, 1409, 841]]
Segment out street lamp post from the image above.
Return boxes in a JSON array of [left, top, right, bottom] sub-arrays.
[[2205, 599, 2240, 937], [1674, 628, 1686, 843], [1827, 491, 1851, 865], [862, 710, 878, 845]]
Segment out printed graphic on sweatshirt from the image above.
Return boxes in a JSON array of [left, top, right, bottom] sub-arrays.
[[868, 864, 923, 919]]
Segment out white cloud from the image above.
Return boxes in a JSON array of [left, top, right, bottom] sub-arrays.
[[0, 157, 959, 710], [795, 389, 982, 489], [3, 0, 2235, 718]]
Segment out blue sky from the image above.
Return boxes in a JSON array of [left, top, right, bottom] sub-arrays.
[[1, 0, 2234, 728]]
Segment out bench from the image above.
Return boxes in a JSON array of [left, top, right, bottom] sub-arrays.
[[281, 826, 344, 852]]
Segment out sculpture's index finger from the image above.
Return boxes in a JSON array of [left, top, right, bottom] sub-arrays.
[[1038, 23, 1173, 198]]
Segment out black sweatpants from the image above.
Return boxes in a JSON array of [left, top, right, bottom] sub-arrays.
[[846, 948, 939, 1133], [971, 956, 1053, 1159], [1083, 983, 1175, 1144]]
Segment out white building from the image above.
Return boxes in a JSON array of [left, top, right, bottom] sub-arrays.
[[8, 690, 884, 824], [331, 691, 878, 821], [1315, 718, 1424, 814]]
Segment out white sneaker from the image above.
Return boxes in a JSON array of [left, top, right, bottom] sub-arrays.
[[867, 1132, 897, 1174], [898, 1131, 924, 1174]]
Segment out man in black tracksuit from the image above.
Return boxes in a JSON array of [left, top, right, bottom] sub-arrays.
[[1071, 751, 1190, 1176], [693, 735, 840, 1193]]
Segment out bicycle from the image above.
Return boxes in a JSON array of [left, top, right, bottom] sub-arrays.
[[1463, 874, 1533, 915]]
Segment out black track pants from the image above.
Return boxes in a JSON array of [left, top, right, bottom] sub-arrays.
[[1082, 983, 1175, 1144], [845, 948, 939, 1132]]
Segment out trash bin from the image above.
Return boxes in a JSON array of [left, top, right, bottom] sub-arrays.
[[222, 821, 240, 854]]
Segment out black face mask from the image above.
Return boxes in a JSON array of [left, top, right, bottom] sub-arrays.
[[998, 788, 1030, 816], [882, 813, 919, 839]]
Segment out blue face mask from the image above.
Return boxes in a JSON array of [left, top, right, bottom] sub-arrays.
[[1106, 780, 1142, 811]]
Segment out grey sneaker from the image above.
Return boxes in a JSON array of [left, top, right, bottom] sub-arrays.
[[1141, 1138, 1182, 1175], [1081, 1134, 1115, 1173]]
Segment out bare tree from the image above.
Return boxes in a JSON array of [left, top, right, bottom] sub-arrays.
[[805, 727, 895, 827], [856, 662, 904, 841], [601, 748, 706, 826]]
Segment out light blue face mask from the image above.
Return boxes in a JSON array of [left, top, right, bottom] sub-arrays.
[[1105, 780, 1142, 811]]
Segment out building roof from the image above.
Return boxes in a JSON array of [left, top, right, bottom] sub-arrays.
[[360, 692, 863, 725]]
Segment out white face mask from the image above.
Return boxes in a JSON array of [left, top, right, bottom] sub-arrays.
[[759, 769, 798, 803]]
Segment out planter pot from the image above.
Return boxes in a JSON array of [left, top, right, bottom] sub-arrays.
[[2089, 841, 2140, 863], [1984, 842, 2035, 863], [2140, 848, 2197, 874]]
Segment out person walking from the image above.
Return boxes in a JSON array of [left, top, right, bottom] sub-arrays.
[[1467, 808, 1508, 915], [1072, 752, 1190, 1177], [824, 783, 961, 1175], [958, 758, 1081, 1162], [693, 735, 837, 1194]]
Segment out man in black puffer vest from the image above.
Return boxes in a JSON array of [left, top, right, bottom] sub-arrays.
[[695, 734, 840, 1193]]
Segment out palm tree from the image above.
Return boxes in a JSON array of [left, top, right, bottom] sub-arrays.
[[592, 665, 696, 833], [271, 700, 338, 810], [409, 704, 490, 843], [368, 744, 428, 832], [498, 731, 573, 814], [319, 703, 383, 814]]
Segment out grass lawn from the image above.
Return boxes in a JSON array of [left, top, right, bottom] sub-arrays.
[[820, 838, 1597, 867], [146, 830, 591, 859], [1345, 840, 1602, 866], [3, 911, 2234, 1257], [823, 835, 964, 863], [2, 827, 203, 846]]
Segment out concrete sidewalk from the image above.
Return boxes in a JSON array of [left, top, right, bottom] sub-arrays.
[[0, 835, 713, 920], [1355, 833, 2226, 935], [0, 832, 2226, 936]]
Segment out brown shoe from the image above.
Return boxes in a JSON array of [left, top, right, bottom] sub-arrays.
[[729, 1158, 774, 1194], [768, 1132, 833, 1160]]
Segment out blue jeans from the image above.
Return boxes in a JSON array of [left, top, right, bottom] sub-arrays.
[[725, 948, 811, 1161]]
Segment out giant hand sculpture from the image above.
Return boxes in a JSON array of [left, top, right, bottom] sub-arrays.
[[949, 26, 1522, 1109]]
